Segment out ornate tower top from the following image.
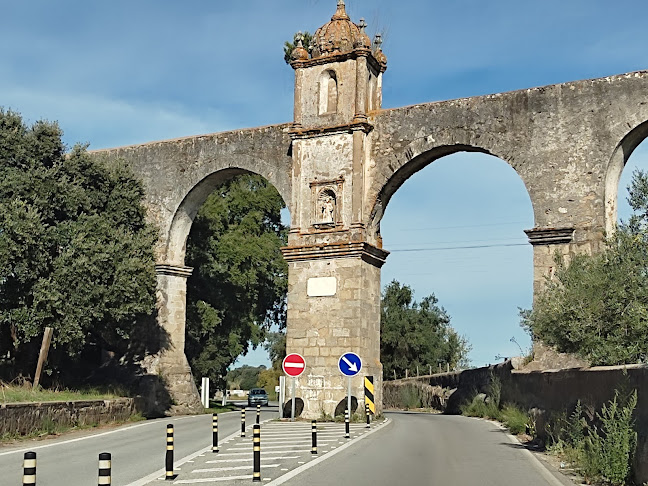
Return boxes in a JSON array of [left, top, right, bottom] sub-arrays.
[[310, 0, 370, 58], [289, 0, 385, 71]]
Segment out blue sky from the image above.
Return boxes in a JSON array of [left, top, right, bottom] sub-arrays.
[[3, 0, 648, 368]]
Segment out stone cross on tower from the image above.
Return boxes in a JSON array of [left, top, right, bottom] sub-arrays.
[[283, 1, 389, 418]]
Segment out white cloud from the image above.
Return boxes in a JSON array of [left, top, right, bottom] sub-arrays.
[[0, 85, 232, 149]]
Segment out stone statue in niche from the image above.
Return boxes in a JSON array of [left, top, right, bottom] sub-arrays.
[[318, 189, 336, 225]]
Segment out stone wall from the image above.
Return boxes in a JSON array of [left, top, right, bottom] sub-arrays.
[[385, 363, 648, 483], [0, 398, 144, 436]]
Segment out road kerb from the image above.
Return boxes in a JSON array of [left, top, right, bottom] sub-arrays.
[[485, 419, 572, 486]]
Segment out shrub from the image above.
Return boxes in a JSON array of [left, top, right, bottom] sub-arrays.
[[545, 391, 638, 485], [461, 394, 501, 420], [584, 390, 637, 485], [500, 404, 529, 435]]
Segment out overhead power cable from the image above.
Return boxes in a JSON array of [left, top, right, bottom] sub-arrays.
[[385, 221, 529, 232], [390, 242, 529, 253], [386, 237, 528, 248]]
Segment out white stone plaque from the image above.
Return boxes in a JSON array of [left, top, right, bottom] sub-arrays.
[[307, 277, 337, 297]]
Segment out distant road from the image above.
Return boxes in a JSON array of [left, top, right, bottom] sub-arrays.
[[278, 412, 573, 486], [0, 402, 278, 486]]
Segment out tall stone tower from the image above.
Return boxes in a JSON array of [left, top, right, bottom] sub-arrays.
[[282, 0, 389, 418]]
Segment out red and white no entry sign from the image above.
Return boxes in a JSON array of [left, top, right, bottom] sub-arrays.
[[282, 353, 306, 377]]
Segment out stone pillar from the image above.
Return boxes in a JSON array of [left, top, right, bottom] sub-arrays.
[[155, 264, 203, 413], [353, 54, 369, 124], [282, 243, 388, 419], [524, 227, 592, 368], [524, 227, 575, 294], [293, 68, 304, 129]]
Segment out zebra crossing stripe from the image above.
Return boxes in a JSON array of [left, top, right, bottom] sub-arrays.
[[193, 464, 280, 473], [175, 476, 252, 483], [364, 376, 375, 414]]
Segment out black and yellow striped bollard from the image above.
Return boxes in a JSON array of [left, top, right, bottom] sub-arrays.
[[345, 409, 350, 438], [165, 424, 174, 480], [212, 413, 219, 453], [241, 409, 246, 437], [252, 424, 261, 482], [98, 452, 111, 486], [22, 451, 36, 486], [256, 403, 261, 424], [366, 403, 370, 428], [311, 420, 317, 454]]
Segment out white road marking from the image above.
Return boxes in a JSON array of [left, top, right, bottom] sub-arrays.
[[264, 418, 390, 486], [249, 439, 339, 445], [205, 456, 299, 464], [0, 411, 243, 457], [212, 450, 301, 457], [228, 444, 317, 451], [174, 475, 252, 483], [192, 464, 280, 473], [125, 426, 242, 486], [500, 425, 566, 486]]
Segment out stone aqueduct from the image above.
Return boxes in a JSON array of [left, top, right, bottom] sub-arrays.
[[99, 2, 648, 415]]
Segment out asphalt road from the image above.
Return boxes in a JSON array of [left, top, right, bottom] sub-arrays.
[[279, 412, 573, 486], [0, 402, 278, 486], [1, 407, 574, 486]]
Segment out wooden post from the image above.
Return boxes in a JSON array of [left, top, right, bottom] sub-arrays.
[[33, 327, 53, 389]]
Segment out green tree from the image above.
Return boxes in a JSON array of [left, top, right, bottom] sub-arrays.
[[380, 280, 471, 379], [185, 174, 288, 386], [264, 331, 286, 370], [521, 169, 648, 365], [0, 110, 158, 379], [283, 31, 312, 64], [257, 331, 285, 396], [226, 365, 266, 390]]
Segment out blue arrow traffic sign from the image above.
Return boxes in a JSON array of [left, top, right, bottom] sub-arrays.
[[338, 352, 362, 377]]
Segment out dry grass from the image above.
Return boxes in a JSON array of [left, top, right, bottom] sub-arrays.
[[0, 382, 128, 403]]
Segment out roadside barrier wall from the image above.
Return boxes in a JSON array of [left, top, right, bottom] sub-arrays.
[[0, 397, 144, 436]]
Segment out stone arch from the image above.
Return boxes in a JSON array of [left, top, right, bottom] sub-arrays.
[[368, 137, 535, 236], [156, 165, 290, 412], [604, 119, 648, 235], [165, 162, 291, 266]]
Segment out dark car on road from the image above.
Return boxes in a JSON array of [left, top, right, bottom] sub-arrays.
[[247, 388, 269, 407]]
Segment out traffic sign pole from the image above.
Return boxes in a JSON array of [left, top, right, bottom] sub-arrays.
[[338, 352, 362, 420], [282, 353, 305, 422], [347, 377, 351, 421], [291, 377, 296, 421]]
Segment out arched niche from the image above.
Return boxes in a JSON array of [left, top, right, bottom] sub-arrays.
[[319, 70, 338, 115]]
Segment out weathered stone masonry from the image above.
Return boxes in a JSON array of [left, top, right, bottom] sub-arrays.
[[95, 1, 648, 415]]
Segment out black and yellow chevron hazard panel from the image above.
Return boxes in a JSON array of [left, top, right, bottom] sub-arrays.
[[364, 376, 375, 414]]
